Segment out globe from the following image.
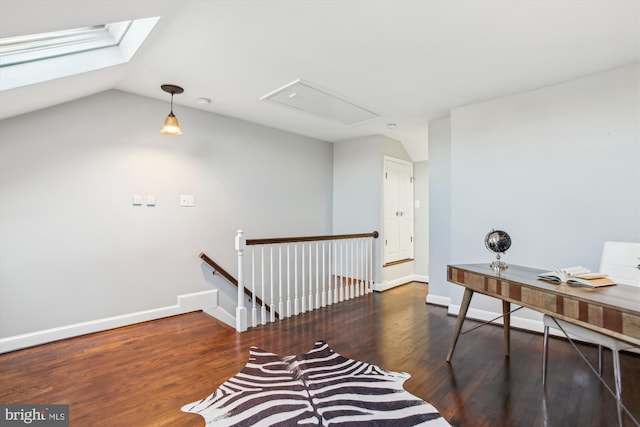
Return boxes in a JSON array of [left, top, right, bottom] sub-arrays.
[[485, 229, 511, 270]]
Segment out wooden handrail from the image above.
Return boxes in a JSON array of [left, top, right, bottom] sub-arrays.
[[246, 231, 379, 246], [198, 252, 279, 319], [199, 252, 238, 286]]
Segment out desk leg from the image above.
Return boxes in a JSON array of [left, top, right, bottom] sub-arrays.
[[502, 300, 510, 358], [446, 288, 474, 362]]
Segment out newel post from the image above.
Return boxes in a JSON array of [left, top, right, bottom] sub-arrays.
[[235, 230, 248, 332]]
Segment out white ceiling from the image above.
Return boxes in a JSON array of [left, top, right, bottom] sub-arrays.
[[1, 0, 639, 161]]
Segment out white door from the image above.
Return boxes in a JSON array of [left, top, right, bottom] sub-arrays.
[[383, 156, 414, 264]]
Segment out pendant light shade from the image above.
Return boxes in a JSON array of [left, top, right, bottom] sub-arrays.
[[161, 112, 182, 135], [160, 84, 184, 135]]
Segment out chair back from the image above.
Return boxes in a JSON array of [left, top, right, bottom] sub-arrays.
[[599, 241, 640, 287]]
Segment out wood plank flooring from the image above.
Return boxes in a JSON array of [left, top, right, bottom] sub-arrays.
[[1, 282, 638, 426]]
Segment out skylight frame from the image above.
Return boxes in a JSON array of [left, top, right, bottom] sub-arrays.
[[0, 17, 159, 91], [0, 21, 132, 67]]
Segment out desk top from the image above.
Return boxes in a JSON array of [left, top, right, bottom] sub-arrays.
[[449, 263, 640, 315], [448, 264, 640, 345]]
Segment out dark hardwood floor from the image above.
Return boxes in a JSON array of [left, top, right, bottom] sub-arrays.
[[1, 282, 638, 426]]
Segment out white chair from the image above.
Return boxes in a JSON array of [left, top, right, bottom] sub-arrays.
[[541, 241, 640, 402]]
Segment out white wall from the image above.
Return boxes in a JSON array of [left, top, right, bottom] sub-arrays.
[[0, 90, 333, 346], [429, 63, 640, 328]]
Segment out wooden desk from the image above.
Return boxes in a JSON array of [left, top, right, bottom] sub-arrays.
[[446, 264, 640, 362]]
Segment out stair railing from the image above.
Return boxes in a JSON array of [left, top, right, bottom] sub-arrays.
[[199, 251, 279, 324], [235, 230, 379, 332]]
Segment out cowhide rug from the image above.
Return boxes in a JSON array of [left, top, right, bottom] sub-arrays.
[[182, 341, 450, 426]]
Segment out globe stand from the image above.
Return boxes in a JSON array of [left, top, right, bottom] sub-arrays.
[[490, 253, 508, 270], [485, 229, 511, 271]]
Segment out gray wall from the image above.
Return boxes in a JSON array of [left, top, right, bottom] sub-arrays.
[[427, 116, 452, 305], [413, 161, 429, 280], [428, 63, 640, 327], [0, 90, 333, 338], [333, 134, 415, 285], [333, 136, 383, 283], [332, 136, 382, 235], [381, 137, 414, 286]]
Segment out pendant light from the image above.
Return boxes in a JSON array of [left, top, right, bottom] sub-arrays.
[[160, 84, 184, 135]]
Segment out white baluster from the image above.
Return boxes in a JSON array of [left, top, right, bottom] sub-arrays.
[[294, 243, 299, 316], [286, 244, 291, 318], [355, 238, 360, 298], [339, 239, 344, 302], [352, 238, 357, 298], [344, 239, 349, 299], [327, 240, 332, 306], [261, 246, 267, 324], [351, 239, 360, 298], [363, 237, 371, 294], [369, 236, 374, 292], [235, 230, 247, 332], [359, 238, 367, 295], [363, 239, 369, 294], [309, 242, 314, 311], [320, 242, 327, 307], [301, 243, 306, 313], [333, 240, 338, 304], [353, 239, 362, 297], [357, 238, 362, 296], [347, 239, 354, 299], [343, 239, 348, 301], [251, 248, 257, 327], [315, 242, 321, 308], [270, 245, 275, 323], [278, 245, 283, 319], [344, 239, 349, 300]]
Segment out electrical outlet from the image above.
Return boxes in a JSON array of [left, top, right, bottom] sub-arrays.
[[180, 194, 195, 207]]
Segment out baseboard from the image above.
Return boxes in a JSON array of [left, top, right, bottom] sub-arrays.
[[374, 275, 412, 292], [448, 304, 543, 331], [371, 282, 383, 292], [413, 274, 429, 283], [447, 304, 565, 338], [0, 289, 219, 354], [426, 294, 451, 307], [374, 274, 429, 292], [203, 306, 235, 328]]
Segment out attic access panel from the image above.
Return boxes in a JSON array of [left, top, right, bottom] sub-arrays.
[[261, 79, 379, 125]]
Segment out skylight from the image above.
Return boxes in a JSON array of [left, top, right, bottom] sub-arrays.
[[0, 17, 159, 91], [0, 22, 132, 67]]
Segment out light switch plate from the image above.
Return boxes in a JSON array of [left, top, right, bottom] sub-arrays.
[[180, 195, 195, 207], [132, 195, 143, 206], [146, 195, 156, 206]]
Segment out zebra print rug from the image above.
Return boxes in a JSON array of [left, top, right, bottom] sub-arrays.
[[182, 340, 450, 426]]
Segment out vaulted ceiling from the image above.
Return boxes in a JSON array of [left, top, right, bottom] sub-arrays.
[[1, 0, 638, 160]]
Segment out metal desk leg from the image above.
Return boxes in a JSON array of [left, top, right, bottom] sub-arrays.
[[446, 288, 474, 362], [502, 300, 510, 357]]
